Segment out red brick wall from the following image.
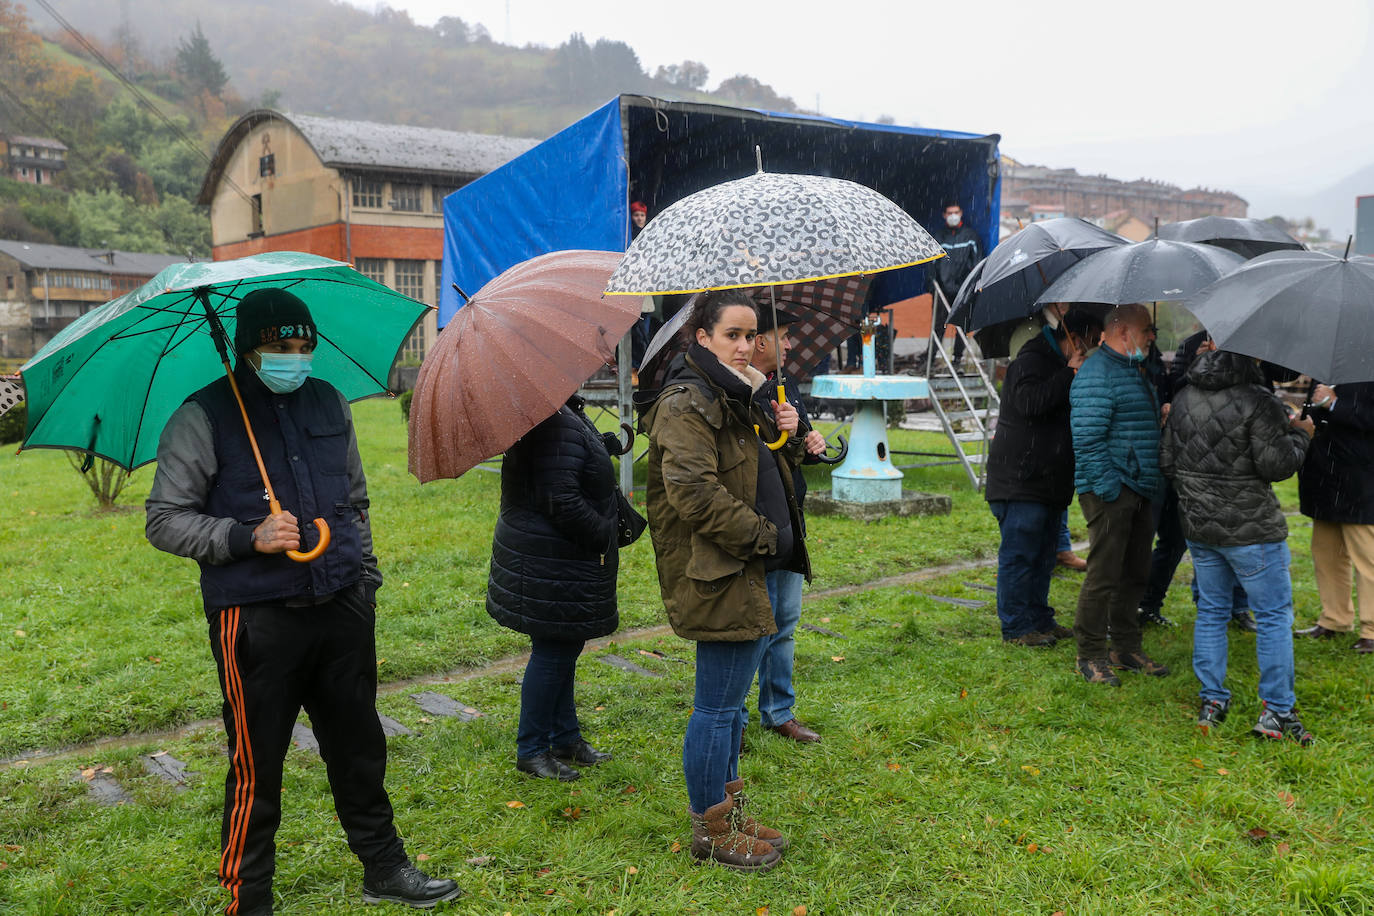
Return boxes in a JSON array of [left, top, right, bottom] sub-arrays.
[[211, 223, 444, 263]]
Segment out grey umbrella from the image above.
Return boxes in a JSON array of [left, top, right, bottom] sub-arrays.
[[948, 218, 1127, 331], [1156, 216, 1304, 260], [1035, 238, 1244, 307], [1185, 248, 1374, 384]]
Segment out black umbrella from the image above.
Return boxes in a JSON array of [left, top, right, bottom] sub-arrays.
[[1035, 238, 1245, 307], [1185, 248, 1374, 384], [948, 218, 1127, 331], [1156, 216, 1304, 260]]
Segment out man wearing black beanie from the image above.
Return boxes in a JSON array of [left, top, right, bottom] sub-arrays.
[[146, 288, 459, 913]]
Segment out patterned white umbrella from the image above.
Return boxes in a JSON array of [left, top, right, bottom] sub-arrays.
[[0, 376, 22, 420], [604, 169, 945, 295]]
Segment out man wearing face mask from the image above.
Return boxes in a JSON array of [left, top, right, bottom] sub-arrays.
[[931, 199, 982, 367], [146, 289, 459, 914], [1069, 304, 1170, 686]]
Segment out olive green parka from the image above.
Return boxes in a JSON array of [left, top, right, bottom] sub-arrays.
[[639, 352, 811, 642]]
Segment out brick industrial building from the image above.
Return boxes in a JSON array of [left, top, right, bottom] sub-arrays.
[[197, 110, 537, 361], [1000, 158, 1247, 230]]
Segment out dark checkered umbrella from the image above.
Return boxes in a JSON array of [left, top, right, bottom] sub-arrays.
[[637, 275, 872, 392]]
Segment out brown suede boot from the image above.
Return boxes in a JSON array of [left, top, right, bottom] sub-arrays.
[[689, 794, 782, 872], [724, 779, 788, 850]]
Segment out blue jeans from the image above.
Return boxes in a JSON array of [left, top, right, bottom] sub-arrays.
[[1058, 510, 1072, 554], [742, 569, 804, 729], [685, 637, 768, 814], [1188, 540, 1296, 714], [989, 500, 1061, 638], [516, 637, 584, 758]]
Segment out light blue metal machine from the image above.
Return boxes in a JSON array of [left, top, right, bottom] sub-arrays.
[[810, 317, 928, 503]]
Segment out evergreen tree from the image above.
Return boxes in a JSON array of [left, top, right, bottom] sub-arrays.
[[175, 22, 228, 99]]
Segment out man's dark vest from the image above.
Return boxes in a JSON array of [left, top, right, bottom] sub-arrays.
[[189, 370, 363, 610]]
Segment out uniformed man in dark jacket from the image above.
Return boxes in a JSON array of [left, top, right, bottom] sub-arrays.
[[984, 311, 1086, 646], [1161, 349, 1314, 744], [930, 199, 982, 365], [146, 289, 459, 915]]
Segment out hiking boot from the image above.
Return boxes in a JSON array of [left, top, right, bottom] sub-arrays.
[[724, 779, 787, 850], [1230, 612, 1258, 633], [1196, 698, 1230, 733], [1109, 649, 1170, 677], [1076, 657, 1121, 686], [1050, 624, 1075, 641], [1004, 631, 1057, 647], [362, 861, 462, 908], [689, 794, 782, 872], [1252, 704, 1314, 746], [1138, 607, 1175, 627], [552, 740, 612, 767]]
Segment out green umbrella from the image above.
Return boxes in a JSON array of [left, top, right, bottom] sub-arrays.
[[19, 251, 426, 558]]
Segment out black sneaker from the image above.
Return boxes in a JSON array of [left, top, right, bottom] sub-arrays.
[[1077, 657, 1121, 687], [1138, 607, 1175, 627], [1004, 631, 1057, 647], [1230, 612, 1258, 633], [362, 861, 462, 908], [552, 739, 612, 766], [516, 750, 581, 781], [1109, 649, 1171, 677], [1252, 704, 1314, 746], [1196, 698, 1230, 733]]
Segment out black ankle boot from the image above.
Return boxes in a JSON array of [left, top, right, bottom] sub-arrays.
[[361, 860, 462, 908], [516, 750, 581, 781], [551, 739, 612, 766]]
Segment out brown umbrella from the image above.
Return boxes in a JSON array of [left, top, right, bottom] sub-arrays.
[[408, 250, 642, 482]]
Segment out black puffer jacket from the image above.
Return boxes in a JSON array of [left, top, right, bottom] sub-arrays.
[[984, 331, 1076, 507], [1160, 350, 1309, 547], [486, 396, 619, 640], [1299, 381, 1374, 524]]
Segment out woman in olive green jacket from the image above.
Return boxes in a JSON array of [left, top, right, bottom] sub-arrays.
[[640, 290, 809, 872]]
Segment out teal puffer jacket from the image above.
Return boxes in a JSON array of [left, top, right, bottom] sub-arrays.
[[1070, 344, 1163, 502]]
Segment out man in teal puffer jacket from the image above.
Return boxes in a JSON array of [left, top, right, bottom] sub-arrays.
[[1069, 304, 1170, 686]]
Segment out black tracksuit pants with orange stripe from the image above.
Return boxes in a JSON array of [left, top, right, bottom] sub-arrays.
[[208, 587, 408, 914]]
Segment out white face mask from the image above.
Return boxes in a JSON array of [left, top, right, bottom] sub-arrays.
[[945, 213, 962, 228]]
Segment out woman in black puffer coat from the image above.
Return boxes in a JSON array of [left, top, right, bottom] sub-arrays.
[[487, 394, 619, 781]]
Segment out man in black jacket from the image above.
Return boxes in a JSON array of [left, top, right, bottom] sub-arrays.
[[146, 289, 459, 914], [745, 307, 828, 743], [1295, 380, 1374, 653], [930, 200, 982, 365], [984, 313, 1086, 646], [1161, 349, 1314, 744]]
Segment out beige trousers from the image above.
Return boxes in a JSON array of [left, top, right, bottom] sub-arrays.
[[1311, 520, 1374, 638]]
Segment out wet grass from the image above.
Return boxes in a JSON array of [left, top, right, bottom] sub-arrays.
[[4, 398, 1365, 915]]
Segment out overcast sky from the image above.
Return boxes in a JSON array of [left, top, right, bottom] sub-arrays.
[[352, 0, 1374, 232]]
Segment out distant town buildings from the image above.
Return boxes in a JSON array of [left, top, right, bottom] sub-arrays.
[[0, 240, 182, 358], [999, 156, 1247, 239], [197, 110, 537, 362], [1, 135, 68, 186]]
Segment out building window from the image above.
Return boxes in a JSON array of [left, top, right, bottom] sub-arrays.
[[250, 194, 263, 236], [355, 258, 386, 284], [432, 186, 456, 213], [259, 154, 275, 178], [352, 179, 383, 209], [6, 275, 13, 291], [391, 183, 423, 212], [393, 259, 424, 300], [432, 260, 444, 302]]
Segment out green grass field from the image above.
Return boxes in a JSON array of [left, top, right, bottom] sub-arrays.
[[1, 399, 1371, 915]]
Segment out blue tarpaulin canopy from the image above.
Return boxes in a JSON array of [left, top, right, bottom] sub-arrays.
[[441, 95, 1000, 325]]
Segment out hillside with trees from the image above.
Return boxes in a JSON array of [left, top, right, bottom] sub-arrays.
[[2, 0, 805, 256]]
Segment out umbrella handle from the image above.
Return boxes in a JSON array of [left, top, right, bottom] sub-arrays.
[[755, 383, 790, 451], [286, 517, 331, 563], [814, 433, 848, 466]]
